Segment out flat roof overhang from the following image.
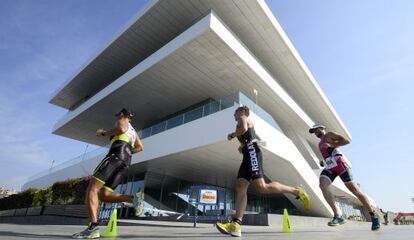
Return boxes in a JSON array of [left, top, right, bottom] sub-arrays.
[[50, 0, 350, 140], [53, 12, 315, 146], [128, 140, 242, 189]]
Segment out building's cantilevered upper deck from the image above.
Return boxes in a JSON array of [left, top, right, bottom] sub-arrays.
[[50, 0, 350, 141]]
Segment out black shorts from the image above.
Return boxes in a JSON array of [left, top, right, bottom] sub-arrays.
[[237, 142, 264, 181], [92, 153, 130, 192], [320, 157, 353, 183]]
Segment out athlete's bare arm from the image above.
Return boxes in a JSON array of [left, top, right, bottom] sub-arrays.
[[237, 145, 244, 154], [96, 118, 129, 137], [227, 116, 248, 140], [132, 133, 144, 153], [255, 132, 262, 141], [234, 117, 248, 137], [326, 132, 350, 147], [234, 135, 244, 154]]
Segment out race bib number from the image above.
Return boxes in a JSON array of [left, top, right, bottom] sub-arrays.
[[324, 156, 338, 169]]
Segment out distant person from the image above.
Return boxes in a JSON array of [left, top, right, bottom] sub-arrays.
[[309, 124, 380, 230], [72, 108, 144, 239], [380, 208, 388, 225], [216, 106, 310, 237]]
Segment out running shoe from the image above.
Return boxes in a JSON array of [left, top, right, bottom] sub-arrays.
[[216, 221, 242, 237], [371, 212, 381, 231], [296, 187, 311, 210], [133, 190, 145, 216], [121, 201, 133, 207], [328, 216, 347, 226], [72, 226, 100, 239]]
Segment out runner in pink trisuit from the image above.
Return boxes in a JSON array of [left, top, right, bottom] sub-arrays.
[[309, 124, 380, 230]]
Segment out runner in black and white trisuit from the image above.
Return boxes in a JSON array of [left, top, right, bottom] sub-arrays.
[[309, 123, 380, 230], [72, 108, 144, 239], [216, 106, 311, 237]]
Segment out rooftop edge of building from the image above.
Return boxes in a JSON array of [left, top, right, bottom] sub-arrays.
[[49, 0, 351, 140]]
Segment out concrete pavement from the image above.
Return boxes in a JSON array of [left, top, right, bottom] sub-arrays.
[[0, 220, 413, 240]]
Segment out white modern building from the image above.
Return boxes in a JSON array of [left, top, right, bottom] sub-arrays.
[[23, 0, 375, 219]]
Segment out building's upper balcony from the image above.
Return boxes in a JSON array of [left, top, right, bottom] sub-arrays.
[[138, 92, 282, 140], [52, 12, 319, 147], [50, 0, 350, 140]]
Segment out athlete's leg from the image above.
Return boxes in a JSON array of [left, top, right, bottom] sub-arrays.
[[344, 180, 380, 230], [216, 163, 249, 237], [99, 188, 133, 203], [216, 178, 247, 237], [251, 177, 298, 195], [235, 178, 249, 221], [73, 156, 113, 238], [344, 181, 375, 212], [86, 178, 104, 223], [251, 177, 310, 209], [98, 166, 133, 203], [319, 177, 342, 216]]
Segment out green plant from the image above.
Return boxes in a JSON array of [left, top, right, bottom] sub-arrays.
[[32, 188, 53, 207], [0, 194, 18, 210], [16, 188, 37, 208], [0, 189, 37, 210], [0, 176, 91, 210], [51, 179, 76, 204], [73, 176, 90, 204]]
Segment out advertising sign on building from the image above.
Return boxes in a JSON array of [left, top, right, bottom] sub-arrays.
[[199, 189, 217, 205]]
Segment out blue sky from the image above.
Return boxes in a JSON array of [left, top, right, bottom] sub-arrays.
[[0, 1, 413, 212]]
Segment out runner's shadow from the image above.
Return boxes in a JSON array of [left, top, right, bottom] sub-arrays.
[[119, 222, 196, 228], [117, 236, 217, 239], [0, 231, 68, 239], [115, 233, 224, 239], [246, 230, 335, 234]]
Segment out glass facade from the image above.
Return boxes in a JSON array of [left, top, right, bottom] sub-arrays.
[[115, 171, 297, 219], [115, 175, 145, 218], [335, 197, 365, 220], [136, 92, 283, 140]]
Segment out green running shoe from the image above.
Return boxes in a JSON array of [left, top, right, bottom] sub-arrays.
[[133, 190, 145, 216], [328, 216, 347, 226], [72, 226, 100, 239]]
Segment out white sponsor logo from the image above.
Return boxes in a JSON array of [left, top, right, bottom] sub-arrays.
[[247, 143, 259, 172]]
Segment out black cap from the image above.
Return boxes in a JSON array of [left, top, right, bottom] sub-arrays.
[[115, 108, 133, 118], [309, 123, 326, 134]]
